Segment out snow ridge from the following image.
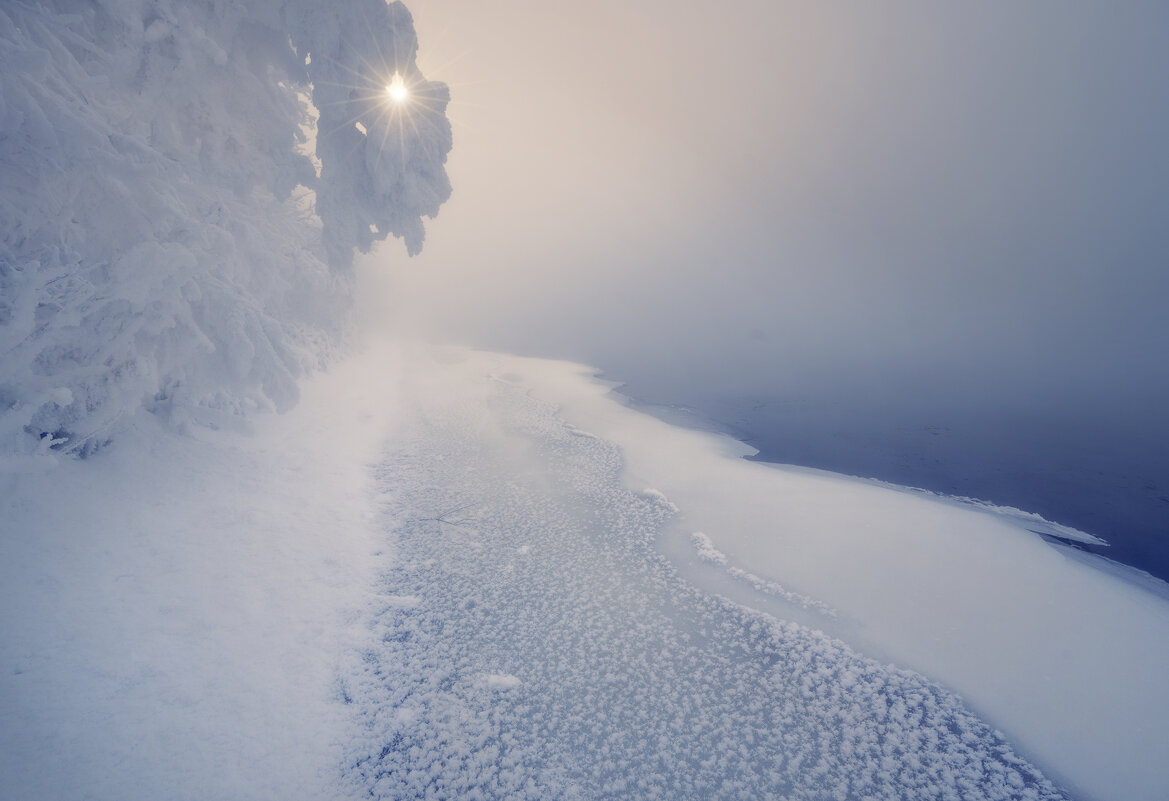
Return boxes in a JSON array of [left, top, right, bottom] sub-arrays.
[[691, 531, 837, 617]]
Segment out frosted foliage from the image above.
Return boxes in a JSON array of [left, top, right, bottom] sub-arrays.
[[300, 1, 453, 264], [0, 0, 450, 455]]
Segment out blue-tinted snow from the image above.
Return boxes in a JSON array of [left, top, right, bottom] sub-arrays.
[[339, 362, 1066, 801], [8, 343, 1169, 800]]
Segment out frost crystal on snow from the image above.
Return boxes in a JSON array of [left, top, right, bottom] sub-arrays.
[[0, 0, 451, 455], [341, 373, 1068, 801]]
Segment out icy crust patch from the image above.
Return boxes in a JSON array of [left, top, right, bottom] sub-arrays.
[[340, 365, 1066, 801], [503, 354, 1169, 800], [0, 0, 450, 455], [692, 531, 837, 617], [480, 674, 524, 691]]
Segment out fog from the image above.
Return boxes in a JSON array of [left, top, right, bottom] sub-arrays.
[[361, 2, 1169, 570]]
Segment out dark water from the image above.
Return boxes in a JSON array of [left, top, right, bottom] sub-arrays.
[[617, 385, 1169, 585]]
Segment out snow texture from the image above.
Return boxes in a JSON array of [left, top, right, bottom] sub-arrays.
[[337, 350, 1067, 801], [7, 343, 1169, 800], [0, 344, 405, 801], [509, 351, 1169, 801], [0, 0, 450, 456]]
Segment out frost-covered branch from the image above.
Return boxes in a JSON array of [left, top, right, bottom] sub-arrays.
[[0, 0, 452, 456]]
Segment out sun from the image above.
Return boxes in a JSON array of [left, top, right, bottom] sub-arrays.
[[386, 72, 409, 104]]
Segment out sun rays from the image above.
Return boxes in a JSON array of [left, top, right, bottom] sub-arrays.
[[312, 60, 437, 146], [298, 21, 449, 176]]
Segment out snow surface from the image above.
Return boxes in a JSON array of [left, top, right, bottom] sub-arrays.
[[0, 345, 404, 800], [9, 341, 1169, 800], [335, 345, 1069, 801], [505, 349, 1169, 801]]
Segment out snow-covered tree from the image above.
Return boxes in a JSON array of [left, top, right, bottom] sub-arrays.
[[0, 0, 451, 455]]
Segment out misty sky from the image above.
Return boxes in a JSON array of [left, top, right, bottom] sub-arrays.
[[364, 0, 1169, 427]]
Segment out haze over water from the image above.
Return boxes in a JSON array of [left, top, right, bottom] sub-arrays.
[[372, 0, 1169, 580]]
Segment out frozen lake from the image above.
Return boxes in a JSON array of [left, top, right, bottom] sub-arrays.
[[616, 385, 1169, 584]]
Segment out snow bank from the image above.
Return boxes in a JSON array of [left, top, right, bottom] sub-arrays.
[[0, 342, 404, 801], [0, 0, 450, 456], [446, 348, 1169, 801]]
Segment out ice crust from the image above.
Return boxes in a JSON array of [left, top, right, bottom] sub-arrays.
[[507, 351, 1169, 801], [338, 349, 1068, 801]]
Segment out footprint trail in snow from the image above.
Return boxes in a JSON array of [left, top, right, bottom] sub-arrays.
[[339, 367, 1067, 801]]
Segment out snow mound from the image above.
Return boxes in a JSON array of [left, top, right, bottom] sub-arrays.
[[480, 674, 524, 691], [0, 0, 450, 456]]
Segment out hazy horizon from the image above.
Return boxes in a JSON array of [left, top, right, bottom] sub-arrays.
[[369, 1, 1167, 418], [357, 1, 1169, 573]]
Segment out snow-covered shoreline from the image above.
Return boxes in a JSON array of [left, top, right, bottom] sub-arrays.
[[4, 342, 1168, 800], [479, 346, 1169, 801], [342, 353, 1067, 800]]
